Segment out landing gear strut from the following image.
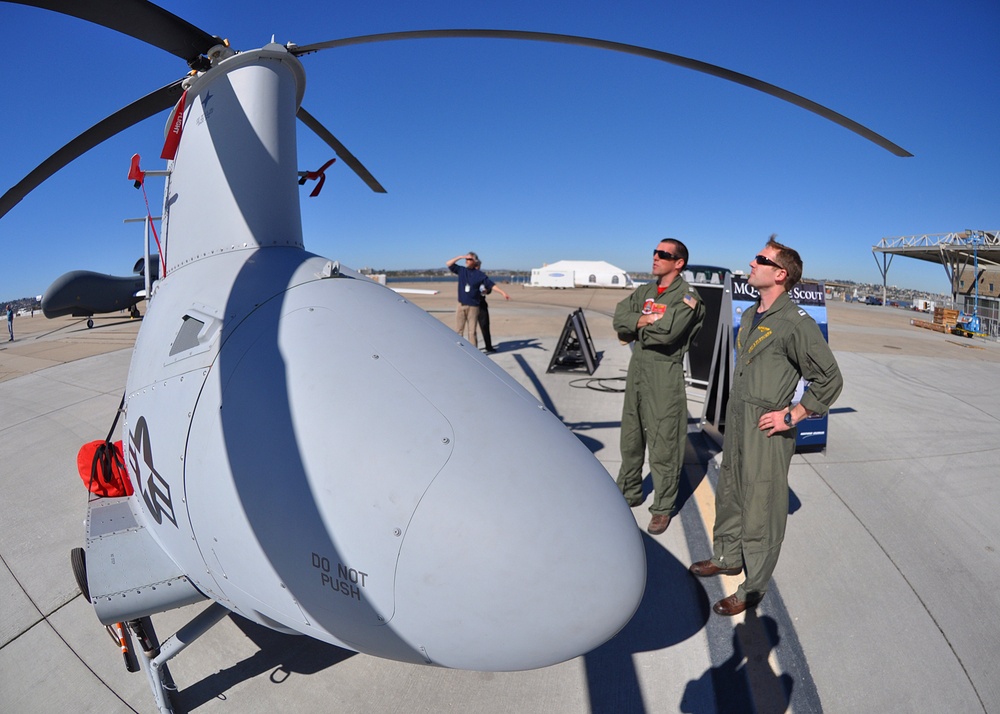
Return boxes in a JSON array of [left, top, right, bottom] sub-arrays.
[[129, 604, 230, 713]]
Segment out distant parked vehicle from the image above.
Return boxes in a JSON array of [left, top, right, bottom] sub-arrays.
[[865, 296, 883, 305]]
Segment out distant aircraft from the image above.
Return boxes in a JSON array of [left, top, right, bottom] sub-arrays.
[[41, 256, 159, 327]]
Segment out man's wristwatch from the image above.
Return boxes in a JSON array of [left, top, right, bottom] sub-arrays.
[[784, 410, 794, 427]]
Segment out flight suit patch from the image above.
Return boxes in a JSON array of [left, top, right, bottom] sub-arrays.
[[642, 299, 667, 315]]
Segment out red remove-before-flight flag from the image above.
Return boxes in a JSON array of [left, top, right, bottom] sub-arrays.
[[160, 89, 188, 160]]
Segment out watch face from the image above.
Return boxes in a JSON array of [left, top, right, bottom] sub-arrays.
[[785, 412, 792, 426]]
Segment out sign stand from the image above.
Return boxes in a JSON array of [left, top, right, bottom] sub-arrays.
[[547, 308, 599, 375]]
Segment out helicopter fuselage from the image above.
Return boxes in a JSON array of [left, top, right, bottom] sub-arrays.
[[120, 44, 646, 671]]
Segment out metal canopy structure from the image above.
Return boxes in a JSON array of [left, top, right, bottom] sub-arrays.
[[873, 230, 1000, 295], [873, 230, 1000, 338]]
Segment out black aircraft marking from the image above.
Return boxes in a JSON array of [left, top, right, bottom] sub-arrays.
[[128, 415, 178, 528]]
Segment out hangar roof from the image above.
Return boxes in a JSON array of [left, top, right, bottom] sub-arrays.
[[874, 231, 1000, 268]]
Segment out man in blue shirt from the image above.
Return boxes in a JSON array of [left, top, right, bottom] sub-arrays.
[[446, 252, 509, 349]]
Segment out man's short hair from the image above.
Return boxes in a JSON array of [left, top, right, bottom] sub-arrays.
[[468, 251, 479, 262], [660, 238, 689, 265], [767, 235, 803, 291]]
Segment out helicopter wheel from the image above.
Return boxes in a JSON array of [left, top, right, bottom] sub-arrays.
[[87, 318, 94, 329], [70, 547, 91, 601]]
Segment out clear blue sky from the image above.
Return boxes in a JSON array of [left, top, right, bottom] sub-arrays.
[[2, 0, 997, 300]]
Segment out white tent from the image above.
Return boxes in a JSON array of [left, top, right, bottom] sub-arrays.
[[530, 260, 633, 289]]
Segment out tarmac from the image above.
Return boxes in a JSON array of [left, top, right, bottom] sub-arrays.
[[2, 285, 999, 713]]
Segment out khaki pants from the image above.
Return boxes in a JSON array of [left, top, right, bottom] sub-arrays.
[[456, 305, 480, 346]]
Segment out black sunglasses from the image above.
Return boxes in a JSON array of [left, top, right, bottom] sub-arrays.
[[653, 249, 680, 261], [754, 254, 784, 269]]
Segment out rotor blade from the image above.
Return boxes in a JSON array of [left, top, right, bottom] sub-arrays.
[[297, 107, 387, 193], [292, 29, 911, 157], [0, 80, 184, 221], [8, 0, 220, 65]]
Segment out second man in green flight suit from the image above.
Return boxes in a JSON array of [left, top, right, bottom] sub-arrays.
[[689, 236, 844, 616]]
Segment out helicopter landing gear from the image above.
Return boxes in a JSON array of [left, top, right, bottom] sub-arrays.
[[87, 318, 94, 328], [70, 547, 90, 600], [129, 604, 229, 714]]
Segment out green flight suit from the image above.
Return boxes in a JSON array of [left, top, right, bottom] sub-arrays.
[[712, 290, 843, 602], [614, 277, 705, 515]]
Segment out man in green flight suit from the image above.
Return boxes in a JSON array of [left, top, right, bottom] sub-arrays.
[[689, 236, 844, 616], [614, 238, 705, 535]]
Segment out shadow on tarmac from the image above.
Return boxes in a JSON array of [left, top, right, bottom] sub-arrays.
[[788, 489, 802, 515], [175, 615, 356, 711], [583, 533, 711, 712], [493, 338, 546, 353], [680, 612, 793, 714], [30, 315, 142, 339]]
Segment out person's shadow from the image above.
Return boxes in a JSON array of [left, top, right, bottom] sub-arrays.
[[582, 533, 711, 711], [492, 338, 545, 353], [680, 612, 793, 714]]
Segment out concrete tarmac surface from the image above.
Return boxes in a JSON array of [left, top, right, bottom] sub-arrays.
[[2, 288, 999, 713]]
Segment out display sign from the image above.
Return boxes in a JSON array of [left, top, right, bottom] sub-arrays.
[[683, 265, 730, 389], [730, 275, 830, 450]]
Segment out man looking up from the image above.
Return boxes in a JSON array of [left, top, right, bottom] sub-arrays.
[[689, 236, 843, 616], [446, 252, 509, 348], [614, 239, 705, 535]]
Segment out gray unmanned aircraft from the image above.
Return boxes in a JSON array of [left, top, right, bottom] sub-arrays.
[[0, 2, 909, 712], [41, 256, 159, 327]]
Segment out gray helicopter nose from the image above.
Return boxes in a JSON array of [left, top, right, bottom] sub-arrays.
[[391, 408, 646, 670]]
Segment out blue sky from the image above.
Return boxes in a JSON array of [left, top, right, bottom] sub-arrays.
[[1, 0, 997, 300]]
